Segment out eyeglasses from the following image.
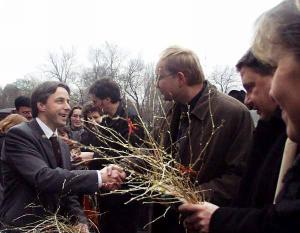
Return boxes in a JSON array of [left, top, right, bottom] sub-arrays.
[[156, 73, 174, 81]]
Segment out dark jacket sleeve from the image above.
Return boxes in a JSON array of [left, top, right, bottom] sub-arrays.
[[211, 201, 300, 233], [210, 153, 300, 233], [4, 126, 99, 195]]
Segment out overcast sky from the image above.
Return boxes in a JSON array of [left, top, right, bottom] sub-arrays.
[[0, 0, 282, 87]]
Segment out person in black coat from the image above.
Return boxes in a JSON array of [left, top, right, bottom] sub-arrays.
[[88, 78, 144, 233], [232, 50, 285, 208], [178, 1, 300, 232]]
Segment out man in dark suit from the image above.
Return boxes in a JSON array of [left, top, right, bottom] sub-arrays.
[[0, 81, 125, 232]]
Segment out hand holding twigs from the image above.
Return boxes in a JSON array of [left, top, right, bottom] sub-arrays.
[[178, 202, 219, 233]]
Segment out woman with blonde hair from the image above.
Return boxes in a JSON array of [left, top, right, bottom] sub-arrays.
[[0, 114, 28, 151], [0, 114, 28, 134]]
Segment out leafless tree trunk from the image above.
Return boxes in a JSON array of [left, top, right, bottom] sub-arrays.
[[119, 57, 145, 114], [208, 66, 241, 93], [89, 42, 125, 81]]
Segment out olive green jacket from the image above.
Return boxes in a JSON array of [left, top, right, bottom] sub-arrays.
[[160, 81, 254, 206]]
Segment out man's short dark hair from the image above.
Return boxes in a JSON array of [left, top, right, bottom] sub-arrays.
[[14, 96, 31, 111], [31, 81, 70, 118], [228, 90, 246, 103], [236, 50, 276, 76], [89, 78, 121, 103], [82, 101, 100, 122]]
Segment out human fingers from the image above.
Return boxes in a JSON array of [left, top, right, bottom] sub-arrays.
[[110, 170, 125, 183], [179, 203, 204, 213], [108, 164, 124, 173]]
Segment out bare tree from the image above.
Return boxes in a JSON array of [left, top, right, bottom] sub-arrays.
[[208, 66, 241, 93], [13, 76, 41, 97], [103, 42, 124, 80], [89, 48, 109, 81], [140, 63, 163, 128], [44, 48, 78, 84], [1, 84, 21, 108], [70, 70, 92, 106], [89, 42, 125, 81], [119, 57, 145, 114]]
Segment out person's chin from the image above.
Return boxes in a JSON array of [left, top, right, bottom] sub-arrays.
[[58, 120, 67, 127]]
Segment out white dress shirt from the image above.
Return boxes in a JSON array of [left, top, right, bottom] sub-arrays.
[[36, 117, 102, 187]]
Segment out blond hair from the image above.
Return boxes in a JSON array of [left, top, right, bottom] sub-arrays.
[[0, 114, 28, 133], [252, 0, 300, 66], [157, 46, 205, 85]]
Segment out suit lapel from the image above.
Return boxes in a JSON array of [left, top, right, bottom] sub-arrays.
[[29, 120, 57, 168]]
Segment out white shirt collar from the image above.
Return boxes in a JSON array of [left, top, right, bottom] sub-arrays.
[[36, 117, 58, 139]]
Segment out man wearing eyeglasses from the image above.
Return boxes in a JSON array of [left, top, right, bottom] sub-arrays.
[[152, 46, 253, 233]]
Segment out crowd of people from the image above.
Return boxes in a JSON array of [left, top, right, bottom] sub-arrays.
[[0, 0, 299, 232]]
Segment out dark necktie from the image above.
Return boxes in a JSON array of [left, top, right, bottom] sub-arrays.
[[50, 135, 62, 167]]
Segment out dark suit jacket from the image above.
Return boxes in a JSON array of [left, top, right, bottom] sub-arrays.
[[0, 119, 99, 228]]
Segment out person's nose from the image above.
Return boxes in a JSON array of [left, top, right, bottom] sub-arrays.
[[65, 102, 71, 111], [244, 94, 253, 110]]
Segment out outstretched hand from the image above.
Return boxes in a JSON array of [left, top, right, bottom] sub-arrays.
[[100, 164, 126, 190], [178, 202, 219, 233]]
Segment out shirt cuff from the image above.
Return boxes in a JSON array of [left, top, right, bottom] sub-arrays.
[[97, 170, 102, 188]]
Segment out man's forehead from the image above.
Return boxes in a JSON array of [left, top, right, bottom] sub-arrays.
[[156, 65, 168, 75], [19, 106, 31, 110], [156, 60, 167, 72], [91, 95, 100, 101], [52, 90, 70, 100]]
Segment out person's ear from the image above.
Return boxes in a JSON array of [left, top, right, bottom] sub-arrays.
[[37, 102, 46, 113], [177, 72, 187, 87]]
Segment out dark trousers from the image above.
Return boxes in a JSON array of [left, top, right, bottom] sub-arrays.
[[98, 194, 139, 233]]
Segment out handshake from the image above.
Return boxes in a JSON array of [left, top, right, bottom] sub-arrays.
[[99, 164, 126, 191]]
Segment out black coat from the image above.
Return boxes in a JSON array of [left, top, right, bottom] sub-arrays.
[[211, 155, 300, 233], [80, 101, 144, 233], [0, 133, 5, 207], [81, 101, 144, 169], [234, 110, 286, 208], [0, 120, 99, 228]]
